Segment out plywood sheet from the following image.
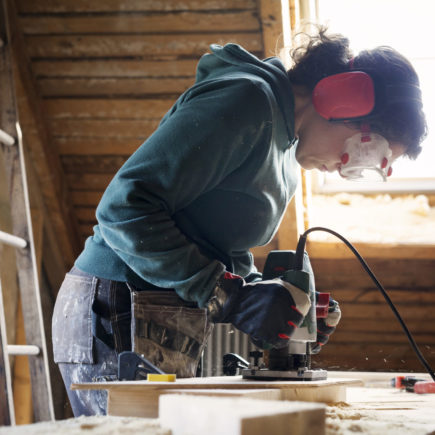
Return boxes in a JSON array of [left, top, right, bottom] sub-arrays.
[[72, 375, 362, 418]]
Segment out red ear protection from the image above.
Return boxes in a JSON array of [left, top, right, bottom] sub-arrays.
[[312, 71, 375, 121]]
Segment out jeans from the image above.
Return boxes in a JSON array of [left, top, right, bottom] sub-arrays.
[[52, 267, 212, 416]]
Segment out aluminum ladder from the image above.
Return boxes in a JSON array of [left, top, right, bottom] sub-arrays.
[[0, 0, 54, 424]]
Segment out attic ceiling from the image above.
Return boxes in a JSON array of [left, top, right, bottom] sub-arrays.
[[9, 0, 269, 267]]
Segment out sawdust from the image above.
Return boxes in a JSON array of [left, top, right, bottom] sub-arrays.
[[0, 416, 170, 435], [325, 387, 435, 435], [309, 193, 435, 244]]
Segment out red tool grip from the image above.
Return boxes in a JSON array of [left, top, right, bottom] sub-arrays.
[[414, 381, 435, 394], [316, 292, 330, 318]]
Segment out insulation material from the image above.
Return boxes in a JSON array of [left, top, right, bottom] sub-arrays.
[[309, 194, 435, 244]]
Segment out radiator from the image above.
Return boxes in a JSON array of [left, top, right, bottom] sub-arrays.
[[202, 323, 257, 377]]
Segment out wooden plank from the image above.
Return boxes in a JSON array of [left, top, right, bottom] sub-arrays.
[[44, 99, 174, 119], [50, 119, 159, 138], [73, 376, 361, 418], [71, 190, 103, 206], [25, 33, 263, 58], [54, 137, 142, 155], [311, 258, 435, 289], [332, 330, 435, 345], [37, 77, 194, 97], [76, 207, 96, 223], [17, 0, 257, 13], [340, 302, 434, 320], [67, 173, 113, 190], [33, 59, 197, 78], [258, 0, 288, 57], [61, 155, 128, 173], [159, 395, 325, 435], [328, 288, 435, 304], [109, 389, 282, 420], [19, 11, 260, 35], [80, 224, 94, 238], [338, 317, 435, 334]]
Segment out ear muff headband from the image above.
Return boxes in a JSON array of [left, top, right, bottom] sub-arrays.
[[312, 70, 422, 122], [312, 71, 375, 121]]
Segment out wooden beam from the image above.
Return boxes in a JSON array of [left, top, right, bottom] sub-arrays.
[[6, 0, 82, 267], [257, 0, 305, 249], [258, 0, 287, 57]]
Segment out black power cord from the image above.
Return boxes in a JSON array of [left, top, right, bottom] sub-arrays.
[[295, 226, 435, 382]]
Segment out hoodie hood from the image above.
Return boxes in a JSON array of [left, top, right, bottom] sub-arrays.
[[195, 43, 296, 143]]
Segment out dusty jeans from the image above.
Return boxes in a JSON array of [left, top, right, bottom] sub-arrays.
[[52, 267, 212, 416]]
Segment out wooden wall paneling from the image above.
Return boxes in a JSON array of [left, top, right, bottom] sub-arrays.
[[311, 256, 435, 372], [44, 99, 174, 120], [66, 173, 114, 191], [17, 0, 258, 13], [7, 0, 81, 267], [311, 258, 435, 290], [71, 191, 102, 207], [54, 138, 141, 156], [26, 34, 263, 59], [19, 11, 260, 35], [38, 78, 195, 98], [50, 119, 160, 138], [33, 59, 198, 79]]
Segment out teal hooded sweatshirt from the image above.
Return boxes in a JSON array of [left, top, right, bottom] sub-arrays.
[[75, 43, 300, 307]]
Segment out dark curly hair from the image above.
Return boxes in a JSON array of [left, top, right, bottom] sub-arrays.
[[287, 27, 427, 159]]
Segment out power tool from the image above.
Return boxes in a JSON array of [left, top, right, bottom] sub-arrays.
[[239, 249, 330, 381]]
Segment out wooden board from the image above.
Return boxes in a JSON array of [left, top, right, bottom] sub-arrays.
[[72, 375, 362, 418], [26, 34, 263, 59], [19, 11, 260, 34], [159, 395, 325, 435]]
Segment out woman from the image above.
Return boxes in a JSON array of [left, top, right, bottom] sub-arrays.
[[52, 28, 427, 416]]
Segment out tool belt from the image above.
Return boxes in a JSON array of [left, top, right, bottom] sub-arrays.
[[130, 290, 213, 378]]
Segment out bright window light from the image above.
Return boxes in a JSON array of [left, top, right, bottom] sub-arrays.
[[317, 0, 435, 185]]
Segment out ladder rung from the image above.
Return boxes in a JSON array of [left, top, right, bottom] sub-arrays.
[[7, 345, 40, 356], [0, 128, 15, 146], [0, 230, 27, 248]]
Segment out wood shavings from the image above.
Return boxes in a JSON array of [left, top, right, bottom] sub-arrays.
[[0, 416, 170, 435]]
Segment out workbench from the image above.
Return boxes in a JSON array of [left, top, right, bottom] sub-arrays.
[[0, 372, 433, 435]]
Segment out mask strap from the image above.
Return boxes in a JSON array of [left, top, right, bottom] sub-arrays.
[[360, 122, 371, 143]]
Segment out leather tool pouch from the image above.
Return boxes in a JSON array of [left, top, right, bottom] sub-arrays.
[[131, 290, 213, 378]]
